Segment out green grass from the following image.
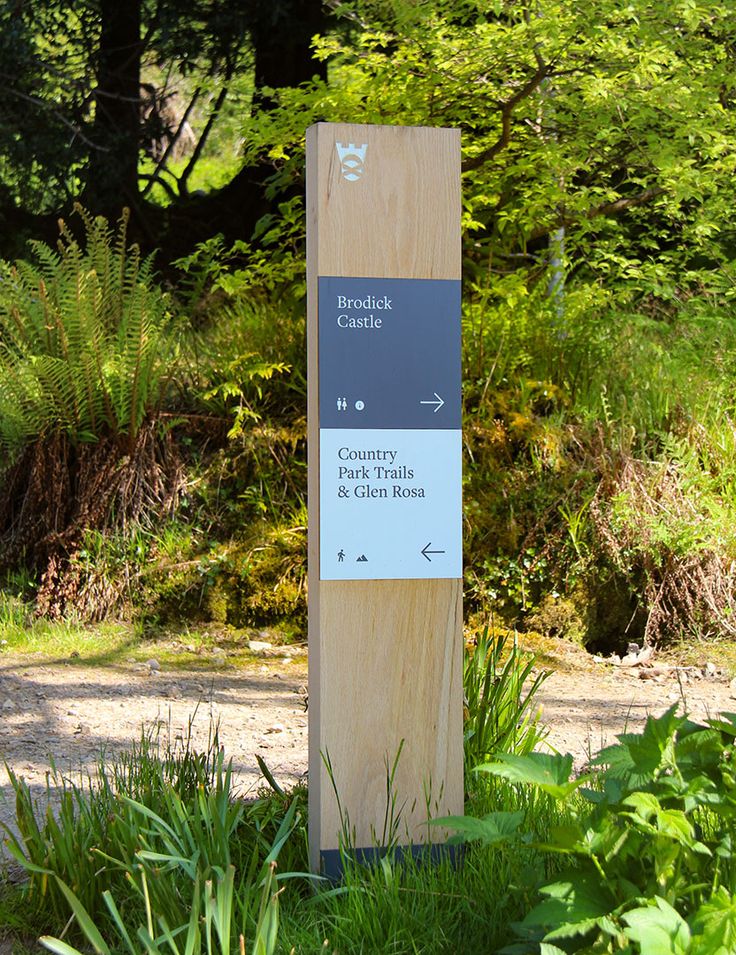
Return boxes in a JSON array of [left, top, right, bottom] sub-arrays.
[[0, 618, 139, 662], [277, 782, 565, 954], [0, 617, 306, 671], [0, 633, 556, 953], [2, 740, 565, 955], [3, 722, 307, 950]]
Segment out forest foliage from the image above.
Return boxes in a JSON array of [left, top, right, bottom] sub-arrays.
[[1, 0, 736, 649]]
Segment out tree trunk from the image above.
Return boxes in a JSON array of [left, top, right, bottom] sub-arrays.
[[84, 0, 144, 217], [8, 1, 330, 259], [251, 0, 328, 106], [161, 0, 329, 257]]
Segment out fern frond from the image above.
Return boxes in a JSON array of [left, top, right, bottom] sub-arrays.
[[0, 206, 174, 455]]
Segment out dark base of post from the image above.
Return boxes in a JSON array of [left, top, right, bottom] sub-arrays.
[[319, 842, 463, 882]]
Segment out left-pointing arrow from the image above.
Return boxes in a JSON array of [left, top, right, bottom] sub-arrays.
[[421, 543, 446, 561], [419, 392, 445, 413]]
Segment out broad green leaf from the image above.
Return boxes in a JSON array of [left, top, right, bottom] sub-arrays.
[[622, 897, 690, 954], [546, 823, 585, 851], [620, 792, 709, 853], [593, 705, 685, 787], [477, 752, 588, 799], [521, 872, 616, 938], [675, 727, 722, 774], [690, 887, 736, 955], [621, 791, 663, 821]]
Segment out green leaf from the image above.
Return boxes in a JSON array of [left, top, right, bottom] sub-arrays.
[[521, 872, 616, 938], [706, 713, 736, 739], [433, 810, 524, 845], [50, 877, 111, 955], [101, 891, 137, 955], [546, 823, 585, 851], [477, 752, 588, 800], [40, 940, 86, 955], [620, 792, 708, 853], [593, 705, 685, 788], [264, 798, 299, 864], [622, 897, 690, 954], [253, 862, 280, 955], [690, 887, 736, 955]]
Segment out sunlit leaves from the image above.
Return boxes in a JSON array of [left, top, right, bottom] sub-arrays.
[[0, 206, 173, 463], [458, 705, 736, 952], [477, 752, 590, 800], [245, 0, 736, 301]]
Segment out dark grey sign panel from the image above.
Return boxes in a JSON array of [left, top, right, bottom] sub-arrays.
[[318, 276, 461, 430]]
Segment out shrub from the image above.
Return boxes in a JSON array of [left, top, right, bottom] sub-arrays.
[[0, 206, 182, 616], [0, 205, 172, 458], [448, 705, 736, 953]]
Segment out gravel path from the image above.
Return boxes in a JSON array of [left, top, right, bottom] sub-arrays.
[[1, 647, 734, 866]]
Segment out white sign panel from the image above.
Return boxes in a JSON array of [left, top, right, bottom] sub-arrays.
[[320, 428, 461, 580]]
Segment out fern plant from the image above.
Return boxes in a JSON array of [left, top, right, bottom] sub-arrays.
[[0, 205, 172, 463]]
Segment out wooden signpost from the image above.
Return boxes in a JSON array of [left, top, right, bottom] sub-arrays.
[[306, 122, 463, 875]]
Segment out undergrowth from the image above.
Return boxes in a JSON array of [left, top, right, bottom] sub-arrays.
[[0, 630, 551, 953], [0, 207, 183, 619], [8, 641, 736, 953], [6, 636, 736, 953], [2, 209, 736, 650], [450, 705, 736, 953]]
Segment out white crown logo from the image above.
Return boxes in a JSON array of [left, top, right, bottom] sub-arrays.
[[336, 142, 368, 182]]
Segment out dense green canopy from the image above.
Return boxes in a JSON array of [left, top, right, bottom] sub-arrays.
[[1, 0, 734, 285]]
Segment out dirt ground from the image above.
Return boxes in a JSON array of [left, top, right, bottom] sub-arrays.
[[1, 643, 735, 865]]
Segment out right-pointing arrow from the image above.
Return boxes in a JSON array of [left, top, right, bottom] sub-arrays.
[[419, 392, 445, 413], [421, 542, 446, 561]]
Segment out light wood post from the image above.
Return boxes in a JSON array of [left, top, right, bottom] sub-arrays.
[[306, 123, 463, 875]]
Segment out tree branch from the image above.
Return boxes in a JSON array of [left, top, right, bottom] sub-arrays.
[[139, 172, 178, 202], [528, 186, 667, 241], [461, 64, 550, 173], [2, 86, 104, 151], [141, 86, 202, 200], [584, 186, 667, 219], [177, 83, 229, 197]]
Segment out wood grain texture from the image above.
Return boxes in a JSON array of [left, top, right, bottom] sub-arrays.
[[307, 123, 462, 870]]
